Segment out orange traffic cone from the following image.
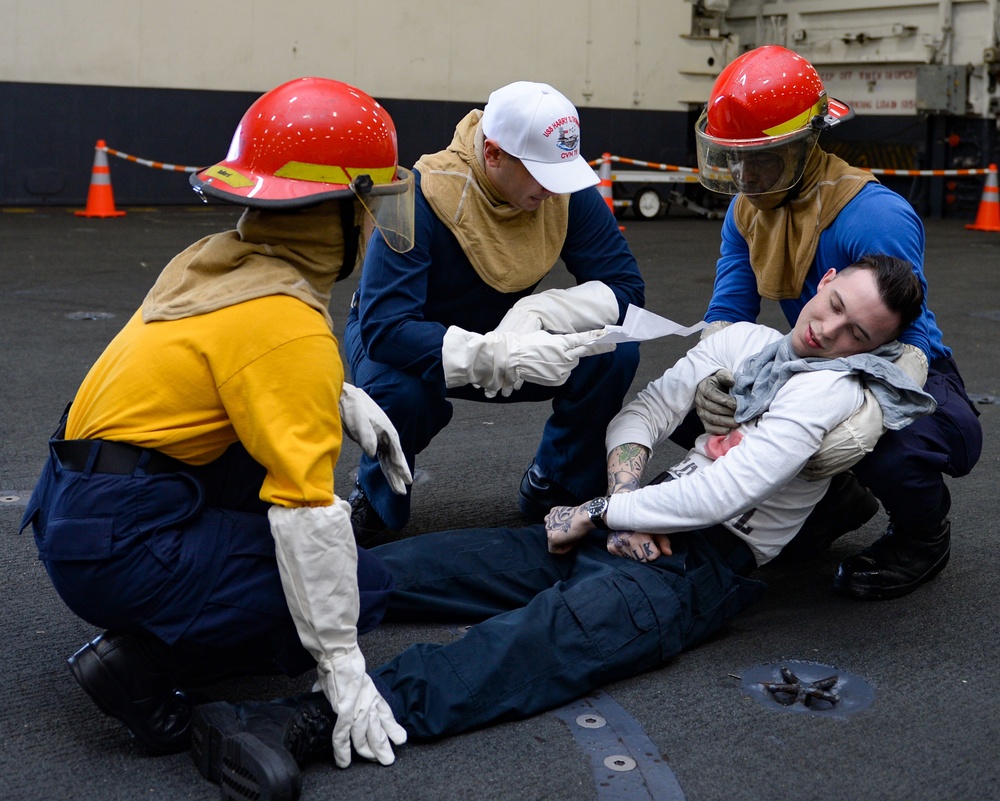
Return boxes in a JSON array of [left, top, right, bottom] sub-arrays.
[[966, 163, 999, 232], [598, 153, 624, 231], [75, 140, 126, 218], [598, 153, 615, 215]]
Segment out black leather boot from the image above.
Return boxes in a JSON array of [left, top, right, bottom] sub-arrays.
[[517, 459, 582, 521], [190, 692, 335, 801], [67, 630, 192, 755], [773, 472, 880, 563], [834, 508, 952, 600], [348, 480, 399, 548]]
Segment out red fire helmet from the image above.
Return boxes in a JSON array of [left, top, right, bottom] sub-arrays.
[[695, 46, 854, 197], [192, 77, 414, 251]]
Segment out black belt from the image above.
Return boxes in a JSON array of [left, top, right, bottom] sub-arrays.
[[52, 439, 185, 476]]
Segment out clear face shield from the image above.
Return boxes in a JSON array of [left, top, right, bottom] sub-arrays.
[[352, 167, 416, 253], [695, 108, 822, 197]]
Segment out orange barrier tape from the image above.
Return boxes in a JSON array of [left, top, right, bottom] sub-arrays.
[[589, 154, 993, 179], [865, 167, 991, 177], [589, 155, 698, 174], [101, 144, 201, 174]]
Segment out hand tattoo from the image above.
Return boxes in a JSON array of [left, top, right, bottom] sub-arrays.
[[609, 530, 656, 562], [545, 505, 575, 534]]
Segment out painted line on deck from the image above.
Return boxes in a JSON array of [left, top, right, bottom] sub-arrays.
[[552, 690, 686, 801]]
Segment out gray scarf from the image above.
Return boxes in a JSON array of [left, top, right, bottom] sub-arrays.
[[733, 335, 937, 430]]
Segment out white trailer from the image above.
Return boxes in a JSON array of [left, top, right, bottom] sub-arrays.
[[680, 0, 1000, 216], [684, 0, 999, 118]]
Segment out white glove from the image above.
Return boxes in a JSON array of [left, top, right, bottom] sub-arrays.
[[441, 326, 616, 398], [800, 344, 928, 480], [695, 369, 737, 435], [699, 319, 733, 341], [269, 503, 407, 768], [316, 647, 404, 767], [339, 383, 412, 495], [493, 281, 620, 335]]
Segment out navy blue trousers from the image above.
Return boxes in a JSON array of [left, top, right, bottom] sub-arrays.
[[22, 440, 393, 678], [345, 309, 641, 530], [850, 355, 982, 529], [371, 525, 765, 741]]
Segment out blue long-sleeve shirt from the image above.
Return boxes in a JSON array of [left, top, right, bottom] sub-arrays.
[[706, 182, 950, 362], [354, 169, 645, 383]]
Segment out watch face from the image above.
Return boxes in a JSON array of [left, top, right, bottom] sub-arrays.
[[587, 497, 608, 523]]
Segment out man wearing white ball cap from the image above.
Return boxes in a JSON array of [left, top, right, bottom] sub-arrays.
[[344, 81, 645, 544]]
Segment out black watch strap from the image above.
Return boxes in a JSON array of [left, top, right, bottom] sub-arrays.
[[586, 496, 610, 530]]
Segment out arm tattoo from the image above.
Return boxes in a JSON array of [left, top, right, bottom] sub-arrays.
[[607, 444, 649, 494]]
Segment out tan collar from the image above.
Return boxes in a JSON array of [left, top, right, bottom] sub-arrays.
[[733, 148, 878, 300], [414, 109, 570, 293], [143, 201, 357, 326]]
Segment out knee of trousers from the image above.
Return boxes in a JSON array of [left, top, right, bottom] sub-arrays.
[[854, 422, 956, 518], [359, 369, 453, 450], [357, 548, 395, 634], [547, 343, 641, 436]]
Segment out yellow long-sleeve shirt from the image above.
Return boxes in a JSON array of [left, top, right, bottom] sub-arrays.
[[66, 295, 343, 507]]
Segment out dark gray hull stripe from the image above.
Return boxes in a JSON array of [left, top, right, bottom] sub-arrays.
[[552, 690, 686, 801]]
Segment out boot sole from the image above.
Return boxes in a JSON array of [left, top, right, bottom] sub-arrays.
[[833, 547, 951, 600], [220, 732, 302, 801], [190, 703, 240, 783], [67, 641, 187, 755]]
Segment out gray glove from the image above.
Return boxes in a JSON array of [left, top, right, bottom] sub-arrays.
[[695, 369, 737, 435]]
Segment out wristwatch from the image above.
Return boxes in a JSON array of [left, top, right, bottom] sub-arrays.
[[586, 496, 610, 530]]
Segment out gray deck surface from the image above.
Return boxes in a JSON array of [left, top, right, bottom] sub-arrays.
[[2, 205, 997, 801]]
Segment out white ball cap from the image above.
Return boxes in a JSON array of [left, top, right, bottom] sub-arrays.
[[481, 81, 600, 195]]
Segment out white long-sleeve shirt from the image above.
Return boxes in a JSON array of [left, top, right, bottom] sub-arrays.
[[605, 322, 866, 566]]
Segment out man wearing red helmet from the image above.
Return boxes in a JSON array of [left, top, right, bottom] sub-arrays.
[[691, 46, 982, 600], [343, 81, 645, 546], [20, 78, 413, 773]]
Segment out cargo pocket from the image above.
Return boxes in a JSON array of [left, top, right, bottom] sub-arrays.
[[36, 516, 115, 561], [562, 570, 660, 662]]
